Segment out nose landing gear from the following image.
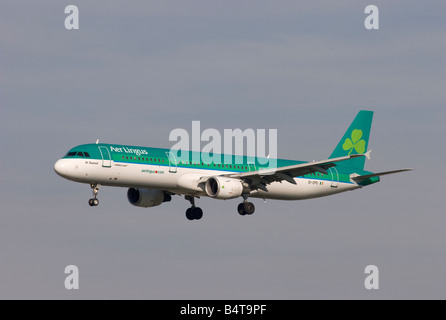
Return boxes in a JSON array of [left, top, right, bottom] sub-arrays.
[[88, 184, 100, 207]]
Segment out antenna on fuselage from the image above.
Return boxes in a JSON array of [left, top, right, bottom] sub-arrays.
[[96, 139, 100, 144]]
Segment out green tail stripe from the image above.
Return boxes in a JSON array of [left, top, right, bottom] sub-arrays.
[[329, 110, 374, 170]]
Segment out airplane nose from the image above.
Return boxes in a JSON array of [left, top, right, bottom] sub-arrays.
[[54, 159, 68, 177]]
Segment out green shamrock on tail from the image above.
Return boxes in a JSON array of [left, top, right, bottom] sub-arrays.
[[343, 129, 366, 155]]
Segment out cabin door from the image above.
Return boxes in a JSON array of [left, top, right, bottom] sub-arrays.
[[330, 167, 339, 188], [98, 146, 112, 168], [166, 152, 178, 173]]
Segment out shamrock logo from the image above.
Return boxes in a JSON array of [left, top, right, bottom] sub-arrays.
[[342, 129, 366, 155]]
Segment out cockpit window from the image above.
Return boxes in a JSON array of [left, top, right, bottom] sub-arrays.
[[66, 151, 91, 158]]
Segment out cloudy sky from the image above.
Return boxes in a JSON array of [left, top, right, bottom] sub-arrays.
[[1, 1, 445, 299]]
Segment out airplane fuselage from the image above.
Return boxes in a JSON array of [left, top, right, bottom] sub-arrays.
[[54, 111, 412, 220], [54, 143, 370, 201]]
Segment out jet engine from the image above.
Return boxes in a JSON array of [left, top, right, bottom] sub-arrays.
[[205, 177, 244, 199], [127, 188, 171, 208]]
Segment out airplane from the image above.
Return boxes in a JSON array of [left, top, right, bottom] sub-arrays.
[[54, 110, 412, 220]]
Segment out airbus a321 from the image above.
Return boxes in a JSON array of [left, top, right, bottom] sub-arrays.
[[54, 111, 412, 220]]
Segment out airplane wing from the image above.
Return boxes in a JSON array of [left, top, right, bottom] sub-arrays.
[[222, 154, 366, 192], [351, 168, 414, 183]]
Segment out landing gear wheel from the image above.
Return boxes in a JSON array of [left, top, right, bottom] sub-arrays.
[[88, 198, 99, 207], [243, 202, 255, 215], [238, 203, 246, 216], [186, 208, 194, 220], [238, 201, 255, 215], [89, 184, 100, 207], [185, 196, 203, 221], [192, 207, 203, 220], [186, 207, 203, 220]]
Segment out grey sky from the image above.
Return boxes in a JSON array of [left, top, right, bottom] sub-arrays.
[[0, 1, 445, 299]]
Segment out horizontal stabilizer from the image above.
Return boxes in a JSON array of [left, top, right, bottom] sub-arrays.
[[352, 168, 413, 182]]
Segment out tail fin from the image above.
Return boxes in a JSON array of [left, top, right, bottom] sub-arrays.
[[329, 110, 374, 170]]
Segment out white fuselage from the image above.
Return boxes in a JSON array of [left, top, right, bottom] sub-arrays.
[[54, 158, 361, 201]]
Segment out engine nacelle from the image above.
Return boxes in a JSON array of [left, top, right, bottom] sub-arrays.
[[127, 188, 171, 208], [205, 177, 244, 199]]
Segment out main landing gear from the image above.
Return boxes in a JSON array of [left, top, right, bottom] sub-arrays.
[[185, 195, 203, 221], [237, 197, 255, 216], [237, 202, 255, 216], [183, 195, 256, 220], [88, 184, 100, 207]]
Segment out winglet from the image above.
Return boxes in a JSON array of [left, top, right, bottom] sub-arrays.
[[364, 150, 372, 160]]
